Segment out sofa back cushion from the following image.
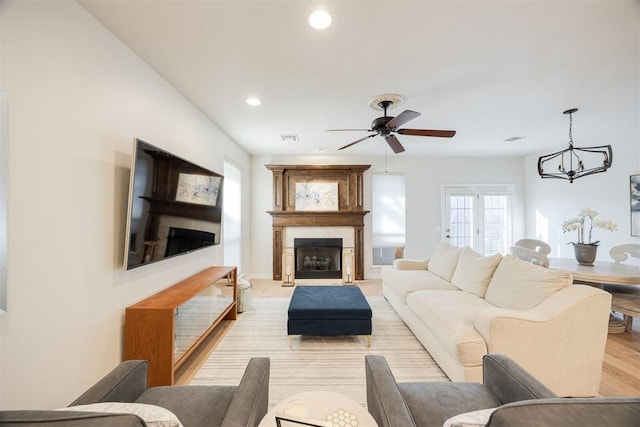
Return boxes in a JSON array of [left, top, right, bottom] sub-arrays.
[[485, 254, 573, 310], [427, 241, 463, 281], [450, 247, 503, 297]]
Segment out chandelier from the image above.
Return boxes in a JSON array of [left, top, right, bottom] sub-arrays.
[[537, 108, 613, 183]]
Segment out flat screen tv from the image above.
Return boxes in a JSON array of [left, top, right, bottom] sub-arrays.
[[124, 138, 223, 270]]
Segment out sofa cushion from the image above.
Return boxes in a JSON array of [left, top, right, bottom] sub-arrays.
[[484, 255, 573, 310], [136, 386, 236, 427], [406, 290, 490, 366], [398, 382, 500, 427], [451, 248, 503, 297], [381, 267, 458, 303], [428, 241, 463, 281]]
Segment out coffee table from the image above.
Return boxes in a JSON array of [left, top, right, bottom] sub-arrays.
[[258, 390, 377, 427], [287, 286, 372, 348]]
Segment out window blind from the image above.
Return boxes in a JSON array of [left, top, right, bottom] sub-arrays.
[[372, 173, 406, 248], [223, 159, 242, 272]]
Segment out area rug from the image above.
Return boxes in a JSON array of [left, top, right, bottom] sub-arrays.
[[189, 296, 448, 408]]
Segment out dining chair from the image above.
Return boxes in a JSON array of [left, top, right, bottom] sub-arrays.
[[608, 244, 640, 333], [509, 239, 551, 267]]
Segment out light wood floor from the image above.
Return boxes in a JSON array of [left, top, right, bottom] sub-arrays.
[[175, 279, 640, 397]]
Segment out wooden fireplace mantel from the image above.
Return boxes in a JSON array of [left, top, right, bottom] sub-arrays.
[[267, 211, 368, 227], [266, 164, 371, 281]]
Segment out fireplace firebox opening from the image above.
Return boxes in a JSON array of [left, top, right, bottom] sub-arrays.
[[294, 238, 343, 279]]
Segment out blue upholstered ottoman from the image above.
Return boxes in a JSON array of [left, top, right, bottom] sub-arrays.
[[287, 286, 372, 347]]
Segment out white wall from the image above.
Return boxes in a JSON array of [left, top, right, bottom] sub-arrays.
[[251, 155, 525, 279], [0, 1, 250, 409]]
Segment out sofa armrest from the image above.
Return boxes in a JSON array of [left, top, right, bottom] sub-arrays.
[[474, 286, 611, 397], [221, 357, 270, 427], [69, 360, 148, 405], [392, 258, 428, 270], [482, 354, 556, 404], [475, 285, 610, 343], [365, 355, 416, 427], [0, 410, 146, 426]]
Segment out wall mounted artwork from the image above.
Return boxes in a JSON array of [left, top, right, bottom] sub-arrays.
[[631, 174, 640, 236], [295, 182, 339, 211]]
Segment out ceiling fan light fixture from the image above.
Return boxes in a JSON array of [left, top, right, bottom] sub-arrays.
[[368, 94, 404, 111], [329, 95, 456, 154], [537, 108, 613, 183], [309, 10, 332, 30]]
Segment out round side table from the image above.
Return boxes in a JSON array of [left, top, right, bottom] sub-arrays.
[[258, 390, 377, 427]]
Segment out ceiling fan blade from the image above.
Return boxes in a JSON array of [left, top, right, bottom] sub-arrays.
[[338, 133, 376, 150], [397, 129, 457, 138], [327, 129, 372, 132], [386, 110, 420, 130], [385, 135, 405, 154]]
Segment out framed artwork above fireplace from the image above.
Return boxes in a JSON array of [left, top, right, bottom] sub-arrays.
[[294, 182, 339, 211]]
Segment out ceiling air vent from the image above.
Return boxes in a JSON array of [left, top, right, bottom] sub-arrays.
[[281, 134, 300, 142], [504, 136, 526, 142]]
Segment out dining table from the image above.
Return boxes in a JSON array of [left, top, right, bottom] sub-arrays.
[[548, 258, 640, 286], [548, 258, 640, 333]]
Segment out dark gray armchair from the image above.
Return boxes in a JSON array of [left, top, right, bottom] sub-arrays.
[[0, 357, 270, 427], [366, 354, 640, 427]]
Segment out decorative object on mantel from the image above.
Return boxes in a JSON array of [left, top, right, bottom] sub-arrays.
[[342, 252, 355, 285], [282, 252, 295, 287], [562, 207, 617, 265], [537, 108, 613, 183]]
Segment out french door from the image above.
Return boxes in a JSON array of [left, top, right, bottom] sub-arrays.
[[443, 186, 513, 255]]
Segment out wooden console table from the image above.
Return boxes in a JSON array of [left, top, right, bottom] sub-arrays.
[[125, 266, 237, 387]]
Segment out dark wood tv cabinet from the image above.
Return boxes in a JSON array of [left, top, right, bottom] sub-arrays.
[[125, 266, 237, 387]]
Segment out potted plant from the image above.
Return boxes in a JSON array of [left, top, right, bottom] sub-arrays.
[[562, 208, 617, 265]]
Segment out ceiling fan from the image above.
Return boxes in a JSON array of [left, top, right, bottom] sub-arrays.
[[328, 98, 456, 153]]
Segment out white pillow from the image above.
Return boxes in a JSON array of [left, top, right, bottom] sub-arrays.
[[58, 402, 183, 427], [450, 248, 503, 297], [427, 241, 463, 281], [443, 408, 496, 427], [484, 254, 573, 310]]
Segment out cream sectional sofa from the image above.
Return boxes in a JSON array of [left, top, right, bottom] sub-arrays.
[[380, 242, 612, 397]]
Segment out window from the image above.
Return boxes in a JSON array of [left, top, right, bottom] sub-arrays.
[[223, 159, 241, 272], [443, 186, 513, 255], [372, 173, 405, 266]]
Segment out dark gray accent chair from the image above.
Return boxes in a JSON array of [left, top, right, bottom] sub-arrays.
[[0, 357, 270, 427], [366, 354, 640, 427]]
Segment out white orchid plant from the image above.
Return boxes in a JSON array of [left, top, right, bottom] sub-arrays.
[[562, 207, 617, 245]]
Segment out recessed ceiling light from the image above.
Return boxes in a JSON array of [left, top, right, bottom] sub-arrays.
[[246, 97, 261, 106], [309, 10, 332, 30]]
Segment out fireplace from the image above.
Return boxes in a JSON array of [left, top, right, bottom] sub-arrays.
[[294, 238, 342, 279], [266, 164, 371, 281]]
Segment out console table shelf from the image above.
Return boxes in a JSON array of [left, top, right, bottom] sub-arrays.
[[125, 266, 237, 387]]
